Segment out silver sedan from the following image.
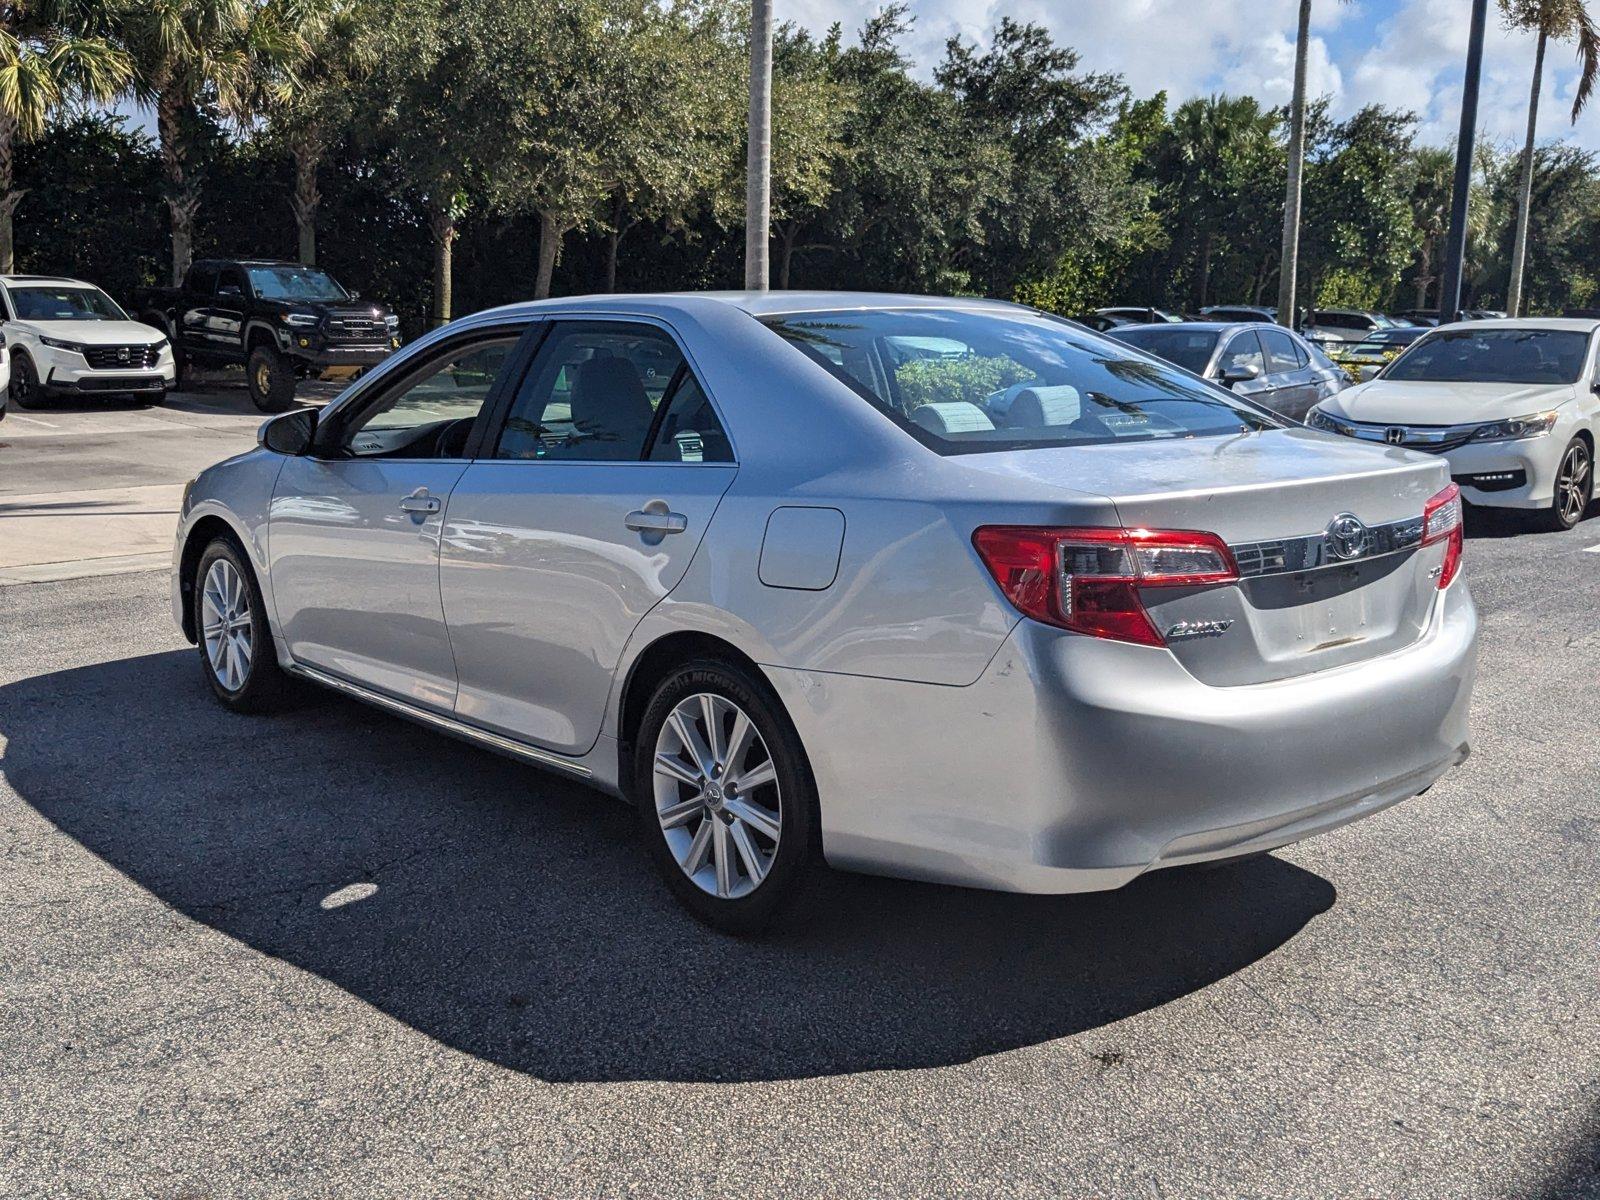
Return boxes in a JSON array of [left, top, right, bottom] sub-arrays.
[[173, 292, 1477, 932]]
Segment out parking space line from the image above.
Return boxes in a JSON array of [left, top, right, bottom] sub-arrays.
[[6, 413, 61, 430], [1585, 543, 1600, 554]]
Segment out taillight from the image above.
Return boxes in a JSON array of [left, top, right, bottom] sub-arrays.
[[1422, 482, 1463, 589], [972, 526, 1238, 647]]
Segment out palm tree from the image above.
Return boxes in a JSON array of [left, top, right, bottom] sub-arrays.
[[1277, 0, 1350, 328], [255, 0, 372, 265], [1408, 147, 1455, 309], [0, 0, 131, 272], [1501, 0, 1599, 316], [119, 0, 255, 284], [744, 0, 772, 290]]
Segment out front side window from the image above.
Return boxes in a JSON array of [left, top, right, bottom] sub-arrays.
[[1220, 332, 1265, 378], [341, 336, 518, 458], [10, 286, 127, 322], [767, 309, 1277, 455], [1384, 329, 1590, 385], [217, 267, 249, 299], [247, 265, 348, 302], [1260, 328, 1306, 373], [496, 322, 696, 462]]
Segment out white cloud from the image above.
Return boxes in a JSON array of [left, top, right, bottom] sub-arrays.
[[785, 0, 1600, 153]]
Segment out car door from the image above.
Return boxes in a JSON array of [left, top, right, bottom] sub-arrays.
[[439, 318, 738, 755], [207, 265, 251, 360], [178, 262, 220, 356], [1257, 326, 1319, 420], [267, 322, 533, 710]]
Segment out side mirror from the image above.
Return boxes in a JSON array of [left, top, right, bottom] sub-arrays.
[[347, 289, 361, 300], [259, 407, 317, 456], [1219, 362, 1263, 387]]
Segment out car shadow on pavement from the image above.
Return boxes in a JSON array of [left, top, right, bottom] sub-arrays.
[[1, 650, 1336, 1084]]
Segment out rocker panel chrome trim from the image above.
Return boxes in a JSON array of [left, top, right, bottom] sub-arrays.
[[289, 663, 594, 778]]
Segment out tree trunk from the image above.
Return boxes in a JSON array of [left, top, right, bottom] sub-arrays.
[[744, 0, 774, 290], [429, 202, 455, 326], [1197, 231, 1214, 309], [0, 114, 25, 274], [536, 210, 567, 300], [157, 91, 200, 286], [1416, 240, 1434, 309], [1507, 28, 1546, 318], [777, 221, 800, 288], [291, 134, 323, 266], [1276, 0, 1312, 327]]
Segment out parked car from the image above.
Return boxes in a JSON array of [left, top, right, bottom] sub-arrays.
[[1198, 305, 1277, 323], [135, 259, 400, 413], [1, 275, 171, 409], [1301, 308, 1401, 344], [173, 292, 1477, 932], [0, 330, 8, 420], [1398, 309, 1502, 326], [1096, 305, 1184, 324], [1307, 318, 1598, 530], [1322, 326, 1430, 382], [1109, 320, 1346, 421]]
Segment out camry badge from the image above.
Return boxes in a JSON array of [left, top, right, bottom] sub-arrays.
[[1165, 618, 1234, 641], [1326, 513, 1369, 561]]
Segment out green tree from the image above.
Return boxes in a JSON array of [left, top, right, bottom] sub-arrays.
[[0, 0, 131, 271], [120, 0, 259, 283], [1498, 0, 1600, 315], [256, 0, 376, 265], [1405, 146, 1454, 308]]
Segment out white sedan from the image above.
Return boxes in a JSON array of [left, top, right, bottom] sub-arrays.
[[1308, 319, 1597, 530]]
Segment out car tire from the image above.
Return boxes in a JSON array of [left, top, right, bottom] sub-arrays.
[[9, 353, 43, 409], [247, 345, 296, 413], [634, 657, 822, 934], [194, 537, 292, 713], [1536, 436, 1592, 532]]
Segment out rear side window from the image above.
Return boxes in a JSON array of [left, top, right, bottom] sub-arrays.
[[495, 320, 730, 463], [765, 308, 1277, 455], [1108, 327, 1219, 374], [187, 263, 220, 295]]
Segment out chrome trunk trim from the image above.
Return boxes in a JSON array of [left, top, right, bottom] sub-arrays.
[[1230, 512, 1425, 578], [289, 663, 593, 778]]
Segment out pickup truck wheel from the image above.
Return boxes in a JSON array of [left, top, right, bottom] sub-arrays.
[[9, 354, 43, 409], [247, 346, 296, 413]]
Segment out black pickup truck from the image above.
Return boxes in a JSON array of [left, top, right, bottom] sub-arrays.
[[134, 259, 400, 411]]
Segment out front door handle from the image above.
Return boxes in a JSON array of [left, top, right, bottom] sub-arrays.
[[625, 501, 687, 535], [399, 487, 442, 514]]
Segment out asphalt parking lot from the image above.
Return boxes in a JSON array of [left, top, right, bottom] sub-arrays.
[[1, 384, 1598, 1197]]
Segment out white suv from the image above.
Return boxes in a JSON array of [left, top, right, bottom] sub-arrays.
[[1, 275, 176, 408]]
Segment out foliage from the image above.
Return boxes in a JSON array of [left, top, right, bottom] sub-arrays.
[[894, 354, 1033, 413]]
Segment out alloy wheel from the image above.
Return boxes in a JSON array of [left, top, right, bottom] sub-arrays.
[[1557, 441, 1591, 527], [255, 362, 272, 396], [201, 558, 253, 691], [652, 692, 782, 900]]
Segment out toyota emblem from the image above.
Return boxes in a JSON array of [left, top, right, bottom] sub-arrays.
[[1326, 513, 1369, 560], [1385, 427, 1406, 445]]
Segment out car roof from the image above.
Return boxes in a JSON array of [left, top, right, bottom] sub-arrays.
[[0, 274, 93, 288], [1430, 316, 1600, 334], [1115, 321, 1270, 335], [465, 290, 1037, 322]]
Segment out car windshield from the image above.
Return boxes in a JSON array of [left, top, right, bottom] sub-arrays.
[[1383, 328, 1589, 384], [246, 266, 347, 302], [764, 309, 1276, 455], [1106, 327, 1220, 374], [11, 286, 126, 321]]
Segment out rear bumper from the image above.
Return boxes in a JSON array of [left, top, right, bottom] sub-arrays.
[[769, 581, 1477, 893]]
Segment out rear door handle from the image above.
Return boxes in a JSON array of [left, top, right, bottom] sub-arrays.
[[399, 487, 442, 514], [625, 503, 687, 535]]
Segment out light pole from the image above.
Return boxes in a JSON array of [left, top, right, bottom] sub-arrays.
[[1438, 0, 1489, 323], [744, 0, 773, 291]]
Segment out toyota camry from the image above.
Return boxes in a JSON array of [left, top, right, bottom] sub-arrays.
[[172, 292, 1477, 931]]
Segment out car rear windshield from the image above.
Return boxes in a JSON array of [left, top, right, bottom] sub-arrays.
[[11, 286, 126, 321], [246, 266, 348, 302], [1384, 328, 1589, 384], [763, 309, 1276, 455], [1107, 326, 1220, 374]]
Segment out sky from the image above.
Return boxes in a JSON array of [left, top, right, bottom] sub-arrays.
[[784, 0, 1600, 152]]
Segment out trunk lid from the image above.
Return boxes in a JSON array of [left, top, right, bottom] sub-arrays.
[[959, 427, 1455, 684]]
